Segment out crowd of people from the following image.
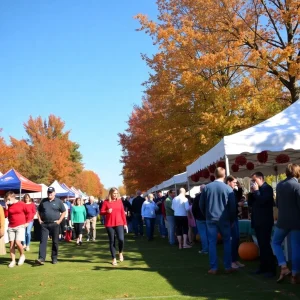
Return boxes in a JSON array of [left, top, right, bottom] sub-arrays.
[[0, 163, 299, 285], [0, 188, 107, 266], [123, 164, 300, 284]]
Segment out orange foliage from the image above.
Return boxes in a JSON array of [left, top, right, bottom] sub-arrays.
[[0, 132, 15, 172], [74, 170, 103, 198], [118, 185, 127, 196], [120, 0, 299, 192], [0, 117, 106, 196], [21, 115, 83, 185]]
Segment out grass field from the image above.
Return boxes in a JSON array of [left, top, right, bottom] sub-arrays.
[[0, 225, 299, 300]]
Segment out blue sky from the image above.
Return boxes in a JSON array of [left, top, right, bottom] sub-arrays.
[[0, 1, 157, 188]]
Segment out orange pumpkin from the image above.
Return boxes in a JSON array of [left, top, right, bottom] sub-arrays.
[[238, 242, 259, 261]]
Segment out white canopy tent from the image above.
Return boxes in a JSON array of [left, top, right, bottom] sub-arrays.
[[148, 172, 189, 194], [49, 180, 71, 197], [164, 172, 188, 189], [78, 189, 89, 200], [29, 183, 49, 199], [70, 186, 80, 197], [187, 100, 300, 178]]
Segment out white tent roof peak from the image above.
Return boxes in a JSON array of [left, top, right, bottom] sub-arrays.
[[187, 100, 300, 177], [29, 183, 49, 199], [49, 180, 69, 194]]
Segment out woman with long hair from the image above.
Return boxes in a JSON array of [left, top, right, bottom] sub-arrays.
[[22, 194, 36, 251], [100, 187, 128, 266], [71, 198, 86, 246]]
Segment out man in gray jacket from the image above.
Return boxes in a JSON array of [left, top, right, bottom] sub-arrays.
[[200, 167, 236, 274]]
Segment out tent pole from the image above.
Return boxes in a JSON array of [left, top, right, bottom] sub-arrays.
[[225, 155, 230, 176], [175, 183, 177, 195], [187, 179, 190, 195]]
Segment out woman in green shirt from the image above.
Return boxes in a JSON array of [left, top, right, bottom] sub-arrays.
[[71, 198, 87, 245]]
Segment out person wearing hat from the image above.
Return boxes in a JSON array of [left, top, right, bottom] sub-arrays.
[[35, 187, 66, 265]]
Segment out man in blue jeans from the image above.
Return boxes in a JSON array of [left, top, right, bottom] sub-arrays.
[[192, 184, 208, 254], [200, 167, 236, 274]]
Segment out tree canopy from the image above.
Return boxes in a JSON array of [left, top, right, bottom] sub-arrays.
[[120, 0, 299, 193], [0, 115, 104, 198]]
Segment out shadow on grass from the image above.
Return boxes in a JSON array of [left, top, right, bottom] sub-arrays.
[[6, 224, 296, 300], [123, 225, 300, 300]]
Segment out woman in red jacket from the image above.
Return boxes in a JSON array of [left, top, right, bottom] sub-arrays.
[[100, 187, 128, 266], [22, 194, 36, 251], [5, 191, 30, 268]]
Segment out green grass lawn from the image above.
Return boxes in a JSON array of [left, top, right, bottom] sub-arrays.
[[0, 225, 299, 300]]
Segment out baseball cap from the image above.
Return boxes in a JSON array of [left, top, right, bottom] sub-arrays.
[[47, 187, 55, 193]]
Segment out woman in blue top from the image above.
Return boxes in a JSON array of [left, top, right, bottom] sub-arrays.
[[71, 198, 87, 246], [142, 194, 158, 241]]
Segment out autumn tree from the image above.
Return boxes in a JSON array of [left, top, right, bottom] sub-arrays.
[[120, 0, 299, 191], [101, 187, 109, 199], [120, 99, 192, 193], [74, 170, 103, 198], [0, 130, 16, 173], [8, 115, 83, 185], [118, 185, 127, 196]]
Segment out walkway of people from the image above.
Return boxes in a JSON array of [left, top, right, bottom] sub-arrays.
[[0, 222, 299, 300]]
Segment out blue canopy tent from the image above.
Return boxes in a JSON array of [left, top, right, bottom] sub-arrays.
[[60, 183, 76, 198], [0, 169, 42, 197]]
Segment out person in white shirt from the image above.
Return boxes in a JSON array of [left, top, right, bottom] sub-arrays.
[[171, 188, 191, 249]]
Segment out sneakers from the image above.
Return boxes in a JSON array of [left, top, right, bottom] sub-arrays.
[[8, 261, 16, 268], [35, 259, 45, 266], [86, 238, 90, 242], [26, 246, 30, 252], [112, 259, 117, 266], [232, 262, 240, 269], [18, 254, 26, 266], [236, 261, 245, 268]]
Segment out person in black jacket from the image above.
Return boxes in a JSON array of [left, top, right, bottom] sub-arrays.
[[154, 191, 167, 238], [192, 184, 208, 254], [122, 196, 133, 233], [131, 191, 145, 237], [248, 171, 276, 277], [272, 164, 300, 284], [226, 176, 245, 269]]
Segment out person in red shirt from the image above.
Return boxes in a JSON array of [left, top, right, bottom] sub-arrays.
[[4, 191, 30, 268], [100, 187, 128, 266], [22, 194, 36, 252]]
